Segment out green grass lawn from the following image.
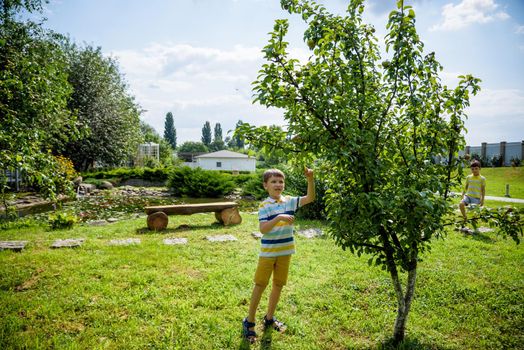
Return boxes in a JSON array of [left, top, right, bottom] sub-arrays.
[[1, 212, 522, 349], [460, 166, 524, 199]]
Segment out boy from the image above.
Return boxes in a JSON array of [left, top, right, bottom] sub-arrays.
[[459, 160, 486, 226], [242, 167, 315, 343]]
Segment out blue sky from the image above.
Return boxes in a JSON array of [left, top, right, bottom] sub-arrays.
[[39, 0, 524, 146]]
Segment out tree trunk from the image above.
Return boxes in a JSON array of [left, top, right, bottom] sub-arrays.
[[391, 261, 418, 346]]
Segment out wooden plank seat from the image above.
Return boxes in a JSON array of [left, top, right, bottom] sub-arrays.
[[145, 202, 242, 231]]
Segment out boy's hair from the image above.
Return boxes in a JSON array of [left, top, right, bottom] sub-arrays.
[[470, 160, 481, 168], [263, 169, 285, 183]]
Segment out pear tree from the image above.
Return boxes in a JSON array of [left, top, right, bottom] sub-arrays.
[[239, 0, 522, 344]]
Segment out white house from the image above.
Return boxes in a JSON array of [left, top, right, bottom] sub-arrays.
[[193, 150, 256, 172]]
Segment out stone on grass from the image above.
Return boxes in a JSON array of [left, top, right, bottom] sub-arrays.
[[88, 220, 108, 226], [108, 238, 141, 246], [296, 228, 324, 239], [51, 238, 85, 248], [0, 241, 29, 252], [107, 218, 118, 223], [205, 234, 238, 242], [477, 227, 494, 233], [164, 238, 188, 245], [251, 232, 263, 239]]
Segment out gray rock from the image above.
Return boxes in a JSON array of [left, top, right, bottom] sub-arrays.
[[164, 238, 188, 245], [51, 239, 85, 248], [106, 218, 118, 223], [0, 241, 29, 252], [205, 234, 238, 242], [296, 228, 324, 239], [99, 181, 114, 190], [251, 232, 263, 239], [108, 238, 141, 246], [88, 220, 107, 226]]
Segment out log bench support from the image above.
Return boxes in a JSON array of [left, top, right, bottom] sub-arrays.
[[145, 202, 241, 231]]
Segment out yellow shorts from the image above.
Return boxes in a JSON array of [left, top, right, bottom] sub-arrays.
[[253, 255, 292, 287]]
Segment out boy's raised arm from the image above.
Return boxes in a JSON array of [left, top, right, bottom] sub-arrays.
[[299, 168, 315, 207]]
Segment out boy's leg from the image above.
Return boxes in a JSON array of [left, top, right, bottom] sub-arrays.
[[459, 200, 468, 220], [266, 255, 291, 320], [247, 257, 274, 323], [248, 284, 265, 323]]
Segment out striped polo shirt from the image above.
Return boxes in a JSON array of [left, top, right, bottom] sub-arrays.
[[258, 195, 300, 258], [465, 174, 486, 199]]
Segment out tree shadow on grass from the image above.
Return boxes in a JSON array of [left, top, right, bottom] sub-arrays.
[[135, 222, 225, 235], [237, 326, 273, 350], [470, 231, 496, 244], [375, 337, 455, 350]]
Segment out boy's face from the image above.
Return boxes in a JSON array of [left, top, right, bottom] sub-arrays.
[[471, 166, 480, 176], [264, 175, 285, 199]]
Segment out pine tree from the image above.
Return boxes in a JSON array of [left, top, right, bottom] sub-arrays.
[[163, 112, 177, 149], [201, 121, 212, 146]]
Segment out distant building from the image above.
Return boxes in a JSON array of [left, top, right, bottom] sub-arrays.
[[192, 150, 256, 172], [136, 142, 159, 166]]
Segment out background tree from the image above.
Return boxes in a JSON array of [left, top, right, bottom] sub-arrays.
[[239, 0, 522, 345], [0, 0, 79, 202], [228, 120, 245, 149], [163, 112, 177, 149], [177, 141, 208, 153], [201, 121, 212, 147], [209, 122, 225, 151], [62, 44, 142, 171]]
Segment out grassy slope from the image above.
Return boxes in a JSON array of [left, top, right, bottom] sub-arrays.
[[1, 213, 522, 349]]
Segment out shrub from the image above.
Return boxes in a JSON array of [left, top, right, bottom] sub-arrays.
[[490, 154, 503, 167], [167, 167, 236, 198], [510, 157, 521, 167], [82, 167, 172, 184], [240, 170, 267, 200], [48, 211, 78, 230]]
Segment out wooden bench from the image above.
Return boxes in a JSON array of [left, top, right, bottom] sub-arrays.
[[145, 202, 242, 231]]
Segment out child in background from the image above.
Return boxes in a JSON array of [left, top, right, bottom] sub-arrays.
[[459, 160, 486, 228]]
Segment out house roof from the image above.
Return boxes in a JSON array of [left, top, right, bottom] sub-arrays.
[[194, 150, 254, 159]]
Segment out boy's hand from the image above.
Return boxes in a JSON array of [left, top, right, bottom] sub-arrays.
[[304, 167, 314, 179], [278, 214, 295, 224]]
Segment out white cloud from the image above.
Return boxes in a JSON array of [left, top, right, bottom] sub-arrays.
[[465, 88, 524, 144], [111, 43, 288, 143], [516, 25, 524, 34], [430, 0, 509, 31]]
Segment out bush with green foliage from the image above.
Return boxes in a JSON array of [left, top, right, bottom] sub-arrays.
[[240, 170, 267, 199], [167, 167, 236, 198], [48, 211, 78, 230], [82, 167, 172, 184]]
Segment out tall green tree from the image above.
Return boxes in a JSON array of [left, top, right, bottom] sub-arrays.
[[62, 44, 141, 171], [213, 123, 223, 142], [240, 0, 522, 345], [209, 122, 225, 151], [1, 0, 79, 202], [163, 112, 177, 149], [201, 121, 212, 147], [229, 120, 245, 149]]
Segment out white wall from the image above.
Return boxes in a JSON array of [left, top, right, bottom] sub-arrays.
[[196, 157, 255, 171]]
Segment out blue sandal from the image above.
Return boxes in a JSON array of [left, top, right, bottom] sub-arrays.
[[242, 318, 257, 343], [263, 315, 287, 333]]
